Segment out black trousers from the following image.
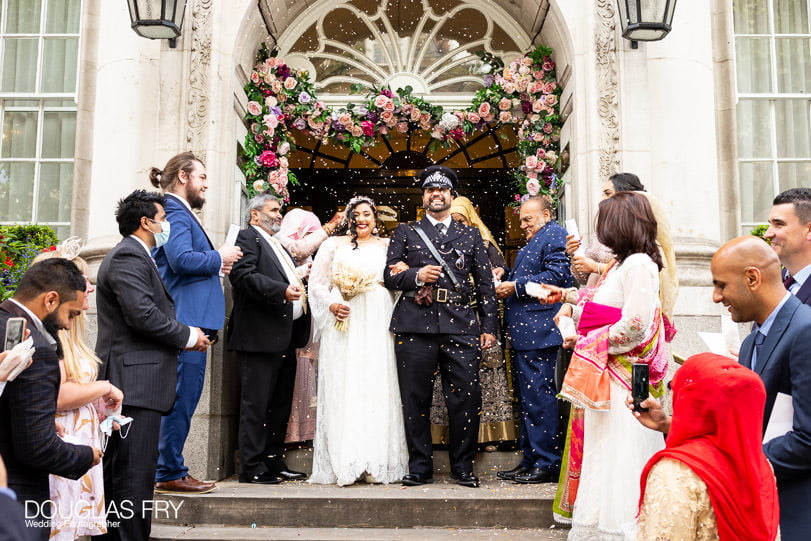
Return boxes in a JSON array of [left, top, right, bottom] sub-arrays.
[[237, 349, 296, 476], [394, 333, 482, 476], [93, 405, 162, 541]]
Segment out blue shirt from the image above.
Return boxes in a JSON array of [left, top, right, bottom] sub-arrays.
[[752, 292, 792, 368], [788, 263, 811, 295]]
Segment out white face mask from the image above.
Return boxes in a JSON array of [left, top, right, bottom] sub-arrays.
[[99, 405, 134, 451], [148, 218, 171, 248]]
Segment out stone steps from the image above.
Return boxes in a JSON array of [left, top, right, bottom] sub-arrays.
[[151, 525, 568, 540], [149, 450, 568, 540]]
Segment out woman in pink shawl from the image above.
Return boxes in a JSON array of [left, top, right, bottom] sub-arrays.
[[541, 192, 667, 539], [276, 208, 342, 444]]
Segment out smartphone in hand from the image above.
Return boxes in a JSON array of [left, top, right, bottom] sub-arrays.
[[4, 317, 26, 351], [632, 362, 649, 413]]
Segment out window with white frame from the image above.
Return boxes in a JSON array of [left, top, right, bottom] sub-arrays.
[[734, 0, 811, 234], [0, 0, 81, 239]]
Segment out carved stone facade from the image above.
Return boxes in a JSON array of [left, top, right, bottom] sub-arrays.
[[595, 0, 621, 181], [185, 0, 213, 163]]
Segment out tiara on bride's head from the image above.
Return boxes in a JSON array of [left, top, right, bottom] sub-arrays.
[[56, 236, 83, 260]]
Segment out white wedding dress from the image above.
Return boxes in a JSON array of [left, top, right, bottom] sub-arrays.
[[307, 236, 408, 486]]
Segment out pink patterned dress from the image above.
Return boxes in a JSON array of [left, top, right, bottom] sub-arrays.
[[49, 357, 107, 540]]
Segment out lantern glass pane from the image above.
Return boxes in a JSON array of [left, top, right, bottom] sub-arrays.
[[641, 0, 666, 22], [617, 1, 629, 30]]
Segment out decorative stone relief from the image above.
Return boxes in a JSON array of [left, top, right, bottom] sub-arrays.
[[186, 0, 213, 162], [595, 0, 621, 179]]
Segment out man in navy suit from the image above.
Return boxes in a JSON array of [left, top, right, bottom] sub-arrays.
[[636, 236, 811, 540], [765, 187, 811, 305], [149, 153, 242, 494], [495, 196, 571, 484], [711, 236, 811, 540]]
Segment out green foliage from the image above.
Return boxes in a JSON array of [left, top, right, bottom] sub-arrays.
[[751, 224, 770, 243], [0, 224, 60, 300]]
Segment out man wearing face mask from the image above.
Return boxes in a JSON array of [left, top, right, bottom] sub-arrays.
[[94, 189, 210, 541], [149, 153, 242, 495], [0, 258, 100, 541], [227, 194, 310, 484]]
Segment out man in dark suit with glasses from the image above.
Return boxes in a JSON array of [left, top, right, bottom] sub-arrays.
[[384, 165, 498, 488]]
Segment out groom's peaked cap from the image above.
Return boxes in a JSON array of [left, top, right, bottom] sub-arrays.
[[419, 165, 457, 190]]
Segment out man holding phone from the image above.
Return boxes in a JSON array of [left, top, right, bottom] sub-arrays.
[[0, 258, 101, 541]]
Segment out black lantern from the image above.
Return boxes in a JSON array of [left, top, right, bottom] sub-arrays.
[[126, 0, 187, 47], [616, 0, 677, 42]]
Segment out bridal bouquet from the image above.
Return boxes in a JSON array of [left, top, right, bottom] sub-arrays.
[[330, 262, 378, 331]]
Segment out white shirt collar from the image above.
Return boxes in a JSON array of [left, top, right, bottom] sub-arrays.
[[129, 234, 154, 258], [425, 214, 452, 229], [9, 298, 43, 329], [790, 263, 811, 289], [166, 192, 192, 211]]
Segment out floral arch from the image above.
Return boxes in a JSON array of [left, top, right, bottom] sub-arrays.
[[241, 42, 563, 204]]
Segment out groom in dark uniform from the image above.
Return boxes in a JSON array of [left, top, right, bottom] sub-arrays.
[[385, 165, 498, 488]]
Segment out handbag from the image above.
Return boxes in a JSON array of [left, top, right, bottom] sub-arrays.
[[480, 342, 504, 369]]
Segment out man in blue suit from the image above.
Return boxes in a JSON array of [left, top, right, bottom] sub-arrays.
[[765, 188, 811, 305], [495, 195, 571, 484], [150, 153, 243, 494], [711, 236, 811, 540]]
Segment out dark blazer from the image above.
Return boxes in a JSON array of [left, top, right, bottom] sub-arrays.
[[794, 279, 811, 306], [0, 493, 33, 541], [504, 220, 571, 350], [739, 294, 811, 539], [384, 217, 498, 336], [153, 194, 225, 329], [0, 300, 94, 506], [95, 236, 190, 414], [227, 227, 310, 353]]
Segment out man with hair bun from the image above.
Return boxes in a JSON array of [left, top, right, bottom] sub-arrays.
[[149, 152, 242, 495]]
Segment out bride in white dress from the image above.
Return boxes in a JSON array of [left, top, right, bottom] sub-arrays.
[[307, 196, 408, 486]]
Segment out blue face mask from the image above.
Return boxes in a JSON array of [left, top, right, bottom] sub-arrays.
[[149, 219, 171, 248]]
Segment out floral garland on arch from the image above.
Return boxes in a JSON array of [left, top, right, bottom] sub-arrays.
[[241, 44, 563, 205]]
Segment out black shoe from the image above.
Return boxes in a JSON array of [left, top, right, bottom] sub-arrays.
[[513, 467, 557, 484], [239, 471, 284, 484], [451, 473, 480, 488], [272, 468, 307, 481], [496, 465, 531, 481], [401, 473, 433, 486]]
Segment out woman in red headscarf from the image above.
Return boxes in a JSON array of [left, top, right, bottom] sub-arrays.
[[636, 353, 780, 540]]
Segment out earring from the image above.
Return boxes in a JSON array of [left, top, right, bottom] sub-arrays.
[[373, 226, 379, 235]]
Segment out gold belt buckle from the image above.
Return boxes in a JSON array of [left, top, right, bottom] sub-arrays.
[[435, 288, 449, 303]]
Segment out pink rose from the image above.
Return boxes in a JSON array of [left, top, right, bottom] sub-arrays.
[[516, 79, 529, 92], [380, 110, 394, 123], [525, 156, 539, 170], [279, 157, 289, 168], [265, 96, 278, 108], [396, 122, 408, 133], [542, 61, 554, 72], [410, 108, 421, 122], [373, 95, 389, 108], [259, 150, 278, 168], [271, 81, 282, 93], [254, 133, 264, 144], [527, 170, 539, 180], [484, 113, 495, 122], [379, 126, 388, 135], [264, 114, 279, 129], [361, 120, 375, 136], [467, 112, 481, 124], [518, 65, 530, 76], [537, 149, 546, 159], [533, 71, 544, 80], [351, 125, 363, 137], [533, 132, 543, 142], [499, 111, 513, 123], [420, 112, 432, 123], [532, 100, 544, 113], [526, 178, 541, 196], [543, 122, 553, 134], [383, 100, 395, 112], [338, 113, 353, 126], [522, 56, 533, 66], [278, 141, 291, 156], [477, 102, 491, 116], [498, 98, 512, 111], [284, 77, 297, 90], [545, 94, 558, 106], [502, 68, 514, 81], [503, 82, 516, 94], [250, 71, 260, 84], [264, 126, 275, 138], [247, 101, 262, 116], [544, 82, 557, 93]]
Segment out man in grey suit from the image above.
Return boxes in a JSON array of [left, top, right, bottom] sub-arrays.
[[632, 236, 811, 540], [94, 190, 210, 541]]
